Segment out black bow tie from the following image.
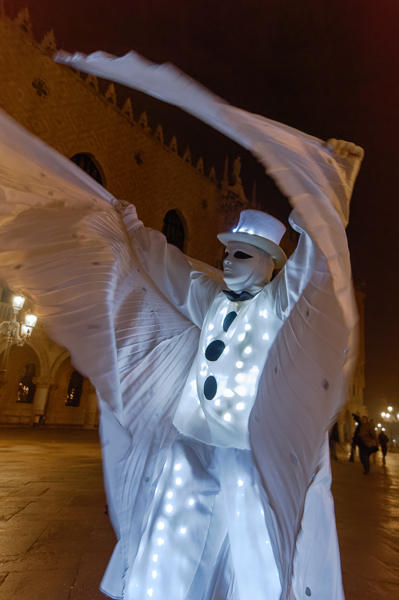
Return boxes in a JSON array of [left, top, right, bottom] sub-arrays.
[[223, 290, 255, 302]]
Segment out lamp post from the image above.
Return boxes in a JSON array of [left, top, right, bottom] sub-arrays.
[[0, 294, 38, 387], [378, 405, 399, 446]]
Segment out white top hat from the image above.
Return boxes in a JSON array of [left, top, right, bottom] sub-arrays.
[[217, 209, 287, 268]]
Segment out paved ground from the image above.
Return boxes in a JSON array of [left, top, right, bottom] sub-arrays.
[[0, 428, 398, 599]]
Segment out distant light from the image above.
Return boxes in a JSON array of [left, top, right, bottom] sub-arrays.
[[175, 477, 182, 486], [25, 313, 38, 328], [244, 346, 252, 354], [377, 423, 382, 427], [180, 527, 186, 534], [188, 499, 195, 506], [238, 479, 244, 487], [167, 491, 173, 499], [166, 504, 173, 513], [174, 464, 181, 471], [388, 406, 393, 412], [381, 412, 386, 418], [236, 361, 243, 368], [223, 413, 232, 422], [157, 522, 165, 530], [382, 428, 386, 432]]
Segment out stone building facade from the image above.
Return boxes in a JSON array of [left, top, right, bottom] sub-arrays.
[[0, 10, 366, 431]]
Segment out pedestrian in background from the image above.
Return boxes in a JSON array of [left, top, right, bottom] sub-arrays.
[[378, 431, 389, 464], [357, 416, 378, 474]]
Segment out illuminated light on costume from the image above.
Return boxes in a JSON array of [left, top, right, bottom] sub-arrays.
[[0, 49, 365, 600]]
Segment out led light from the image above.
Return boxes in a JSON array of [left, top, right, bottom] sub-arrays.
[[152, 571, 157, 579], [175, 478, 182, 486], [382, 428, 386, 431], [180, 527, 186, 534], [152, 554, 158, 563], [238, 333, 245, 341], [236, 361, 243, 368], [235, 402, 246, 411], [244, 324, 251, 331], [157, 522, 165, 530], [248, 229, 254, 234], [157, 538, 164, 546], [235, 373, 245, 383], [377, 423, 382, 427], [262, 332, 269, 340], [223, 388, 234, 397], [208, 323, 214, 331], [147, 589, 154, 597], [388, 406, 393, 412], [215, 399, 221, 406], [166, 504, 173, 513], [189, 499, 195, 506], [223, 413, 232, 422], [175, 464, 182, 471], [238, 479, 244, 487], [235, 385, 247, 396], [244, 346, 252, 354], [381, 412, 386, 417], [167, 491, 173, 499], [260, 309, 268, 318]]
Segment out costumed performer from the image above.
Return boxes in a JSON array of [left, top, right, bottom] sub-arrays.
[[0, 49, 364, 600]]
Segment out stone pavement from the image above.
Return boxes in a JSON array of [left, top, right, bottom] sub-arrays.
[[0, 428, 398, 600]]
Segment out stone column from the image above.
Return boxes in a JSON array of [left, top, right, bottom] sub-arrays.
[[83, 382, 98, 429], [31, 378, 51, 425]]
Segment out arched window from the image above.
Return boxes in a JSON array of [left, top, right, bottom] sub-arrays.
[[70, 153, 104, 186], [17, 363, 36, 404], [162, 210, 185, 251], [65, 370, 84, 407]]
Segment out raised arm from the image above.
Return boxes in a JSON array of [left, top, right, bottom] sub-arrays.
[[113, 200, 223, 328]]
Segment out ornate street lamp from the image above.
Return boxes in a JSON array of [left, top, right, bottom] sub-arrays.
[[0, 294, 38, 386]]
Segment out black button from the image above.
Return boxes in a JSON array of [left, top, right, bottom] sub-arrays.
[[205, 340, 225, 361], [223, 311, 237, 332], [305, 587, 311, 597], [204, 376, 217, 400]]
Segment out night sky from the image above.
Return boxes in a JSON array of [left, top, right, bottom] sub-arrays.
[[3, 0, 399, 416]]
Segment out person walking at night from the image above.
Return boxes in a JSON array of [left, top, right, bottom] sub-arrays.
[[378, 430, 389, 463], [357, 416, 378, 474]]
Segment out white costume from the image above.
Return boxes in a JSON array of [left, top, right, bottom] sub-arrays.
[[0, 50, 364, 600]]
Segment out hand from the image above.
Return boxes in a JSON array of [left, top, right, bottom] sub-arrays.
[[325, 138, 365, 161]]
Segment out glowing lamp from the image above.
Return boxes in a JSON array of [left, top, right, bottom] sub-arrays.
[[12, 295, 25, 310], [20, 324, 33, 337], [381, 412, 386, 418], [25, 313, 38, 328], [388, 406, 393, 412]]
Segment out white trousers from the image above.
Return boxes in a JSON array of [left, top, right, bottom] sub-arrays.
[[125, 435, 281, 600]]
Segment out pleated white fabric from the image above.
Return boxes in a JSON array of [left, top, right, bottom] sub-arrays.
[[0, 49, 363, 600]]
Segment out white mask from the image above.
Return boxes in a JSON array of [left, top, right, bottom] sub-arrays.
[[223, 241, 274, 293]]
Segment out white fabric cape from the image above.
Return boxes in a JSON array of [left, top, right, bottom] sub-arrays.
[[0, 50, 362, 600]]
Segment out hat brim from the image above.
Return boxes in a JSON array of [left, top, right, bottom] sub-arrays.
[[217, 231, 287, 269]]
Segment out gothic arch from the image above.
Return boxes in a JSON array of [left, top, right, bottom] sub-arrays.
[[162, 209, 187, 252], [70, 153, 105, 187]]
